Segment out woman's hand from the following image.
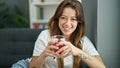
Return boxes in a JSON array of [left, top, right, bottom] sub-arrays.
[[42, 41, 59, 58], [55, 41, 82, 58]]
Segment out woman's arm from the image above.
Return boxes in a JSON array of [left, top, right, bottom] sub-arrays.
[[29, 52, 46, 68], [29, 41, 58, 68], [56, 41, 106, 68], [74, 47, 106, 68]]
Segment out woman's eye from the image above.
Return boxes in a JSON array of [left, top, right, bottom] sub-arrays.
[[60, 17, 66, 19], [71, 18, 77, 21]]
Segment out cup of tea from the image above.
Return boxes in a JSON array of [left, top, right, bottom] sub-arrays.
[[51, 35, 65, 53]]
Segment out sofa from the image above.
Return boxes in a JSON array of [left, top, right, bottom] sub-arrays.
[[0, 28, 88, 68], [0, 28, 44, 68]]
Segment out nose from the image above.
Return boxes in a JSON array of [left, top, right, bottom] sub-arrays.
[[65, 18, 71, 25]]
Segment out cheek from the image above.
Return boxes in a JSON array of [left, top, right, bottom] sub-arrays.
[[58, 21, 61, 28], [58, 21, 63, 28], [73, 22, 78, 29]]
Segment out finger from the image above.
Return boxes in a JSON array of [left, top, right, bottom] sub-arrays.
[[49, 44, 59, 51], [60, 48, 70, 56], [60, 52, 69, 58], [44, 47, 57, 57], [45, 52, 56, 57], [56, 45, 69, 54], [55, 41, 65, 47], [48, 41, 55, 45]]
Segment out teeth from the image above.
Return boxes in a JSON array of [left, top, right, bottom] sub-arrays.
[[62, 25, 71, 31], [64, 27, 69, 29], [63, 27, 70, 31], [64, 28, 69, 29]]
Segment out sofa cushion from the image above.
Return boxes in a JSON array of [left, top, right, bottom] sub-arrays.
[[0, 28, 44, 67]]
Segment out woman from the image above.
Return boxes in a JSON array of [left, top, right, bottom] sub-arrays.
[[29, 0, 106, 68]]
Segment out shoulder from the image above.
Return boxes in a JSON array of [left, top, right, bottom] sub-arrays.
[[81, 35, 90, 42], [40, 29, 49, 35], [81, 35, 94, 49], [81, 36, 99, 55], [37, 29, 50, 41], [39, 29, 50, 37]]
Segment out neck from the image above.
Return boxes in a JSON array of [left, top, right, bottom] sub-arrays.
[[64, 35, 70, 41]]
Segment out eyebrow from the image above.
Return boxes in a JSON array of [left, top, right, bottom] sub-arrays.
[[60, 15, 76, 18]]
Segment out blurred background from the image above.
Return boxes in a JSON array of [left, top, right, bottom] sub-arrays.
[[0, 0, 29, 28], [0, 0, 119, 68]]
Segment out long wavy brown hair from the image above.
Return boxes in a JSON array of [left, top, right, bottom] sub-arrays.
[[48, 0, 85, 68]]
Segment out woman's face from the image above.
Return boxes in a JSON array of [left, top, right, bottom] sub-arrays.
[[59, 7, 78, 38]]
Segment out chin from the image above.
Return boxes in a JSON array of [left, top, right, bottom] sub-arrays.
[[63, 32, 72, 36], [61, 29, 73, 36]]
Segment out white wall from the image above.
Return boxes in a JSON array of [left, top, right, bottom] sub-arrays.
[[83, 0, 120, 67], [82, 0, 97, 47], [97, 0, 120, 68]]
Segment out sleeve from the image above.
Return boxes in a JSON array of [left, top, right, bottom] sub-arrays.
[[32, 30, 48, 56], [81, 36, 99, 56]]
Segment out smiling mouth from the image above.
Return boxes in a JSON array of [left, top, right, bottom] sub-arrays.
[[63, 27, 71, 32]]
